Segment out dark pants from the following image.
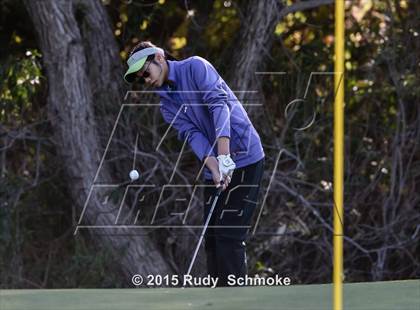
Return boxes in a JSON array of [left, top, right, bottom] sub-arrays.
[[203, 158, 264, 286]]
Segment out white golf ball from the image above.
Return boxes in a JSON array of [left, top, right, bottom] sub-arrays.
[[129, 169, 140, 181]]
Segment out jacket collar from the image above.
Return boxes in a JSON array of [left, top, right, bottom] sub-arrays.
[[167, 60, 177, 85]]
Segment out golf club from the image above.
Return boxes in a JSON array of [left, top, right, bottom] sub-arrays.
[[184, 181, 224, 283]]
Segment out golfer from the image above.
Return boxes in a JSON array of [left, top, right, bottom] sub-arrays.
[[124, 41, 265, 286]]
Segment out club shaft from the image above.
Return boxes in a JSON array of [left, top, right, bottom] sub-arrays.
[[185, 187, 223, 278]]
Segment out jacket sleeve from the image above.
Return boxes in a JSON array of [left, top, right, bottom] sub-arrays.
[[190, 57, 231, 140], [160, 100, 216, 161]]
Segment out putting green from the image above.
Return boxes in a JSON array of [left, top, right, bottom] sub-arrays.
[[1, 280, 418, 310]]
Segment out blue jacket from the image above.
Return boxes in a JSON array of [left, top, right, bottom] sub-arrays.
[[156, 56, 264, 180]]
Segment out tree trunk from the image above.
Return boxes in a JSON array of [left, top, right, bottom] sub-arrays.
[[228, 0, 282, 103], [229, 0, 333, 112], [23, 0, 173, 282]]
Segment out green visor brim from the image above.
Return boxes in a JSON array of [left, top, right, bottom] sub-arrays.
[[124, 57, 147, 83]]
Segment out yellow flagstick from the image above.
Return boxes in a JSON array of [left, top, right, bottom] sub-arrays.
[[333, 0, 345, 310]]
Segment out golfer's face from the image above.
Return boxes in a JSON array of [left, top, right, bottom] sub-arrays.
[[136, 59, 162, 88]]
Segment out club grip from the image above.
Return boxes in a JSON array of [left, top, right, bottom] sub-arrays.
[[216, 180, 224, 196]]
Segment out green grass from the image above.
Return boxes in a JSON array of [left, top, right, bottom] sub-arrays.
[[1, 280, 419, 310]]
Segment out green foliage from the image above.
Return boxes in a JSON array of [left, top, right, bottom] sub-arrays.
[[0, 49, 43, 124], [204, 0, 240, 50], [106, 0, 185, 60]]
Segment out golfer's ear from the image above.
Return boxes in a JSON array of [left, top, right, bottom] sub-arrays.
[[156, 53, 164, 62]]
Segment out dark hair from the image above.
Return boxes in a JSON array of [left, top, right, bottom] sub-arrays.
[[129, 41, 177, 62]]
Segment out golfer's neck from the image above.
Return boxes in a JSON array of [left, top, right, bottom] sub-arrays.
[[164, 61, 170, 82]]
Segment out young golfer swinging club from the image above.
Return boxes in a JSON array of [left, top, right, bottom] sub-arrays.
[[124, 41, 265, 287]]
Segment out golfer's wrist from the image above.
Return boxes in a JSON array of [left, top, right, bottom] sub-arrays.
[[217, 137, 230, 155], [203, 156, 219, 174]]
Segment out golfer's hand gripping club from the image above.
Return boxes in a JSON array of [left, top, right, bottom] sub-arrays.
[[216, 154, 235, 189], [215, 180, 224, 196]]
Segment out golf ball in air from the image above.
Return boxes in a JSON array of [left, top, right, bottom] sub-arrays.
[[129, 169, 140, 181]]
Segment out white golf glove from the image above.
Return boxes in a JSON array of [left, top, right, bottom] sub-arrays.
[[217, 154, 236, 185]]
